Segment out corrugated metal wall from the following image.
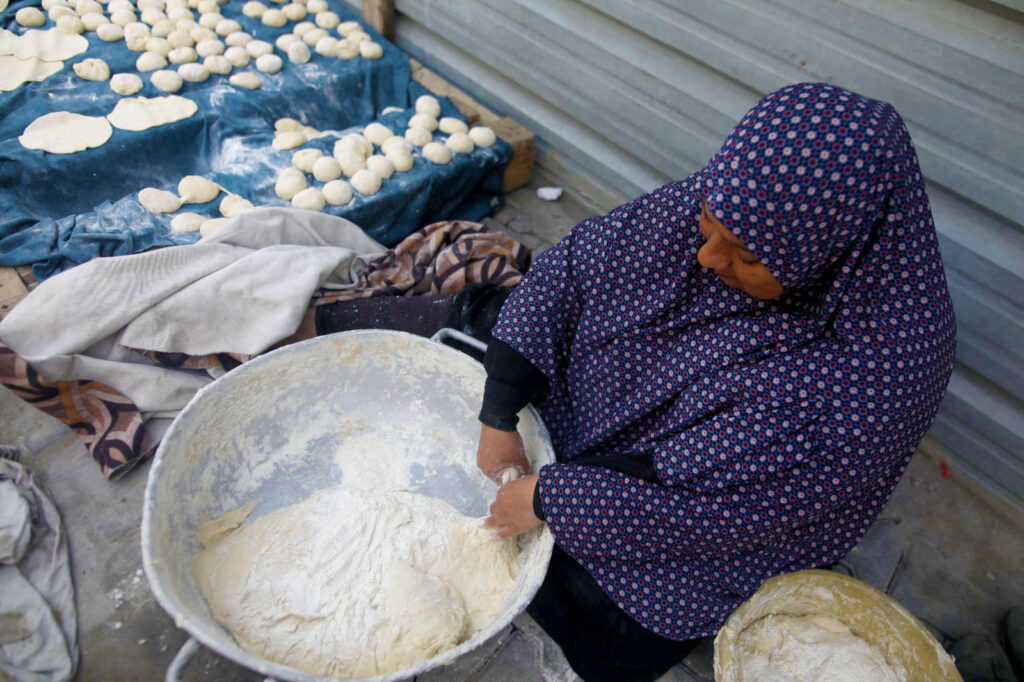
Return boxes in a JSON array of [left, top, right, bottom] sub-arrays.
[[346, 0, 1024, 501]]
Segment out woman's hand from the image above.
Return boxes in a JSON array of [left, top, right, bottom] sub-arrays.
[[476, 424, 531, 483], [485, 474, 543, 538]]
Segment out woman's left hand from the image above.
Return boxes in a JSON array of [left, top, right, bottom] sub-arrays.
[[485, 474, 543, 538]]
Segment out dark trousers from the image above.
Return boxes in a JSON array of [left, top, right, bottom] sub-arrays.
[[527, 546, 700, 682]]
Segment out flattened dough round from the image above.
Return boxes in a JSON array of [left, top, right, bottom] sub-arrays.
[[0, 56, 63, 92], [107, 94, 197, 130], [19, 111, 113, 154]]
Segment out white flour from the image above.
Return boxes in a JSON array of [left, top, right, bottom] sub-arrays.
[[734, 614, 906, 682], [193, 485, 519, 679]]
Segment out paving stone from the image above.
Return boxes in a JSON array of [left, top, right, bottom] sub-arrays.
[[417, 625, 516, 681], [837, 513, 906, 592]]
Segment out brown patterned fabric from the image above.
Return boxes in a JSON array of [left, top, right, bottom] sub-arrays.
[[0, 220, 529, 478], [0, 344, 147, 479], [315, 220, 531, 304]]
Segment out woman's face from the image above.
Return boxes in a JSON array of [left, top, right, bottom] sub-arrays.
[[697, 199, 784, 300]]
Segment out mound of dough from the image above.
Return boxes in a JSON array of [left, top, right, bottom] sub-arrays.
[[312, 156, 342, 182], [16, 7, 46, 26], [150, 69, 182, 92], [272, 130, 306, 151], [408, 113, 437, 132], [468, 126, 496, 147], [107, 94, 197, 130], [193, 487, 519, 679], [422, 142, 451, 165], [350, 168, 381, 195], [386, 148, 413, 173], [438, 117, 468, 135], [322, 179, 352, 206], [445, 132, 474, 154], [291, 147, 322, 173], [415, 94, 441, 118], [138, 187, 182, 214], [734, 614, 904, 682], [220, 194, 254, 217], [255, 53, 282, 74], [404, 126, 431, 147], [19, 111, 113, 154], [170, 212, 206, 233], [274, 168, 307, 200], [229, 71, 260, 89], [365, 154, 394, 179], [359, 41, 381, 59]]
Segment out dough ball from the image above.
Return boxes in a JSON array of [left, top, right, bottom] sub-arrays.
[[81, 12, 107, 30], [336, 20, 360, 37], [194, 37, 223, 56], [380, 135, 411, 155], [198, 217, 227, 236], [445, 132, 474, 153], [197, 11, 220, 29], [146, 36, 171, 55], [386, 148, 414, 172], [219, 194, 254, 217], [336, 133, 372, 158], [305, 0, 326, 12], [189, 25, 216, 43], [350, 168, 382, 195], [404, 126, 431, 147], [260, 8, 285, 26], [286, 40, 310, 63], [170, 211, 206, 233], [301, 27, 326, 46], [57, 15, 87, 34], [229, 71, 260, 89], [168, 46, 198, 63], [415, 94, 441, 118], [108, 0, 134, 14], [322, 179, 352, 205], [291, 147, 322, 172], [468, 126, 497, 147], [203, 54, 230, 74], [166, 28, 194, 48], [408, 113, 437, 132], [166, 7, 191, 23], [438, 117, 468, 135], [178, 175, 220, 203], [422, 142, 452, 165], [358, 41, 381, 59], [74, 57, 111, 81], [336, 148, 366, 177], [110, 8, 136, 25], [290, 187, 325, 211], [365, 154, 394, 179], [255, 53, 283, 74], [196, 0, 217, 14], [272, 130, 306, 150], [274, 167, 307, 200], [311, 155, 341, 181], [333, 38, 357, 59], [77, 0, 102, 13], [224, 46, 249, 67], [225, 30, 252, 47], [292, 20, 315, 36], [275, 117, 302, 132], [282, 2, 304, 21], [245, 39, 273, 57], [362, 122, 393, 147], [150, 69, 183, 92], [314, 36, 337, 56], [138, 187, 183, 214], [110, 72, 144, 95], [275, 32, 298, 51], [48, 5, 76, 22], [178, 61, 209, 81], [214, 18, 239, 36], [96, 23, 125, 40], [314, 10, 338, 28], [241, 0, 266, 18], [139, 7, 166, 25], [346, 30, 369, 45], [126, 32, 152, 51], [150, 18, 176, 36]]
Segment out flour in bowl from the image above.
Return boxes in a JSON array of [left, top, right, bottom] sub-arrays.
[[193, 485, 519, 678]]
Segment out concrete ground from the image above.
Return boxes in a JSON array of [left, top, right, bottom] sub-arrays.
[[1, 154, 1023, 681]]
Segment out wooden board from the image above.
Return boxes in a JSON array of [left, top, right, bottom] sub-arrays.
[[362, 0, 395, 41], [409, 58, 535, 193]]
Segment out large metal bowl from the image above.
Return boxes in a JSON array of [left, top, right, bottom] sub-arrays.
[[142, 330, 555, 681]]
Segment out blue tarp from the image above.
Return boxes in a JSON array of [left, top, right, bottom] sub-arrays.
[[0, 0, 510, 278]]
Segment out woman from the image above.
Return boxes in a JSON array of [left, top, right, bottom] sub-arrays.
[[480, 83, 957, 681]]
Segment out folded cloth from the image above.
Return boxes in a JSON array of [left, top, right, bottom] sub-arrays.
[[0, 458, 78, 682], [0, 217, 530, 478]]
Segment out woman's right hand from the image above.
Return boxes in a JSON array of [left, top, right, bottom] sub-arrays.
[[476, 424, 531, 483]]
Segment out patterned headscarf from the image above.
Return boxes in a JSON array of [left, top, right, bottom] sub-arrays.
[[493, 83, 956, 639]]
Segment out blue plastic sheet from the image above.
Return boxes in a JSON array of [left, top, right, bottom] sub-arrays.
[[0, 1, 510, 278]]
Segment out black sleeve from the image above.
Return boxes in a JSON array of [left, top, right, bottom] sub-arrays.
[[478, 338, 550, 432]]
